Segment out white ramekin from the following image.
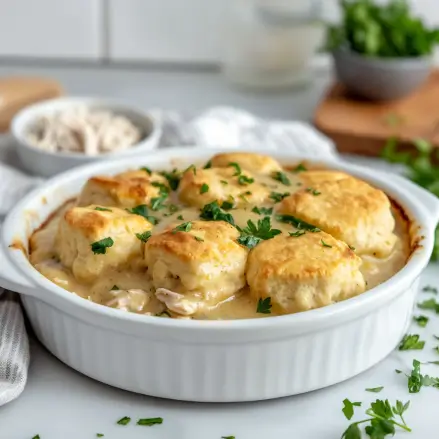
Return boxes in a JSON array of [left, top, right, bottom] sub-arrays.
[[0, 147, 438, 402], [11, 97, 162, 177]]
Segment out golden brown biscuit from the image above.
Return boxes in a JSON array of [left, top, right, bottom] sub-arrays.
[[56, 205, 153, 282], [77, 169, 169, 208], [178, 167, 270, 208], [210, 152, 283, 175], [298, 170, 350, 187], [246, 232, 365, 314], [144, 220, 248, 315], [277, 177, 397, 257]]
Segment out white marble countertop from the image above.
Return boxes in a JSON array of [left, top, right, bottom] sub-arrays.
[[1, 63, 438, 439]]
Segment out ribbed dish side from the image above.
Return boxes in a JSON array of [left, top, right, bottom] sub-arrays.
[[21, 282, 417, 402]]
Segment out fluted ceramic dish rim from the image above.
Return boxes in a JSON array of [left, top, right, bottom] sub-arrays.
[[1, 146, 438, 336]]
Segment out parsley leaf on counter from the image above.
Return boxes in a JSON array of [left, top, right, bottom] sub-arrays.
[[275, 214, 320, 232], [256, 297, 272, 314], [127, 205, 159, 225], [137, 417, 163, 426], [135, 231, 152, 243], [91, 237, 114, 255], [200, 201, 235, 226], [417, 298, 439, 313], [366, 386, 384, 393], [398, 334, 425, 350], [413, 315, 429, 327], [401, 359, 439, 393], [252, 206, 273, 215], [269, 191, 290, 203], [172, 222, 192, 233], [96, 434, 104, 438], [237, 217, 281, 249], [117, 416, 131, 425], [342, 399, 362, 420], [222, 436, 235, 439], [94, 206, 112, 212], [423, 285, 438, 294], [272, 171, 291, 186], [200, 183, 209, 194], [32, 436, 40, 439]]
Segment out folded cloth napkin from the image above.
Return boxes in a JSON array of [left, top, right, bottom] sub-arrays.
[[0, 106, 337, 405]]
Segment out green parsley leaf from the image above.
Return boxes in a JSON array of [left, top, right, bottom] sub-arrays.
[[150, 195, 168, 211], [272, 171, 291, 186], [237, 174, 254, 185], [172, 222, 192, 233], [256, 297, 272, 314], [140, 166, 152, 175], [423, 285, 438, 294], [151, 181, 170, 195], [342, 398, 362, 420], [399, 334, 425, 351], [349, 245, 356, 251], [221, 436, 235, 439], [160, 170, 181, 190], [220, 180, 228, 185], [417, 298, 439, 313], [136, 231, 152, 243], [177, 215, 184, 220], [435, 335, 439, 340], [392, 400, 410, 419], [184, 164, 197, 175], [321, 239, 332, 248], [117, 416, 131, 425], [194, 236, 204, 242], [269, 191, 290, 203], [32, 436, 40, 439], [200, 201, 235, 226], [275, 214, 320, 232], [203, 160, 212, 169], [137, 417, 163, 426], [228, 162, 241, 176], [289, 230, 306, 237], [306, 187, 321, 196], [252, 206, 273, 215], [168, 204, 179, 213], [414, 315, 429, 327], [366, 386, 384, 393], [237, 217, 281, 249], [434, 346, 439, 355], [200, 183, 209, 194], [96, 434, 104, 438], [341, 423, 361, 439], [365, 418, 395, 438], [291, 163, 307, 173], [111, 285, 119, 290], [127, 205, 159, 225], [94, 206, 112, 212], [406, 359, 424, 393], [91, 237, 114, 255]]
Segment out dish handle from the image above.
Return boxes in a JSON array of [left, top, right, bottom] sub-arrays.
[[0, 244, 39, 297]]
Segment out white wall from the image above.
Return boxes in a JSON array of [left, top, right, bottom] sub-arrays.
[[0, 0, 437, 64]]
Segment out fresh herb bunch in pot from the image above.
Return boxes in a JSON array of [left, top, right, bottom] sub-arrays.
[[325, 0, 439, 101]]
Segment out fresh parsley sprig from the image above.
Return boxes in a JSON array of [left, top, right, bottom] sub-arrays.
[[398, 334, 425, 350], [237, 217, 281, 249], [200, 201, 235, 226], [401, 359, 439, 393]]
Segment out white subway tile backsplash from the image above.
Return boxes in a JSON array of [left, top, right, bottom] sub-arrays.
[[0, 0, 103, 59]]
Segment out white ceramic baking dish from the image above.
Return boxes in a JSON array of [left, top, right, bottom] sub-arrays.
[[1, 147, 438, 402]]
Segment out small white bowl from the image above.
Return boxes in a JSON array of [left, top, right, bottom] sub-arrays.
[[11, 97, 162, 177]]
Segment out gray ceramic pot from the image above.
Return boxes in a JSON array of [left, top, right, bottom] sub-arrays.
[[332, 49, 432, 101]]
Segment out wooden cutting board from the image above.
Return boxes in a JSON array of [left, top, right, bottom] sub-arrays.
[[314, 70, 439, 156], [0, 77, 63, 132]]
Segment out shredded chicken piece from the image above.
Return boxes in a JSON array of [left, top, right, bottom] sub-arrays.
[[155, 288, 199, 316], [26, 105, 143, 155], [106, 289, 150, 312]]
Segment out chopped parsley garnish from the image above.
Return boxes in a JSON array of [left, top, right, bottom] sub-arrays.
[[136, 231, 152, 243], [168, 204, 179, 213], [137, 417, 163, 426], [414, 315, 429, 327], [200, 183, 209, 194], [272, 171, 291, 186], [237, 174, 254, 185], [306, 187, 321, 196], [96, 434, 104, 438], [91, 237, 114, 255], [366, 386, 384, 393], [399, 334, 425, 351], [127, 205, 159, 225], [150, 195, 168, 211], [177, 215, 184, 220], [275, 214, 320, 232], [160, 170, 181, 190], [221, 200, 235, 211], [321, 239, 332, 248], [228, 162, 242, 176], [220, 180, 228, 185], [341, 398, 411, 438], [256, 297, 272, 314], [151, 181, 169, 195], [203, 160, 212, 169], [239, 191, 252, 202], [94, 206, 112, 212], [117, 416, 131, 425], [269, 191, 290, 203], [172, 222, 192, 233], [194, 236, 204, 242], [349, 245, 356, 251], [289, 230, 305, 237], [237, 217, 281, 249], [111, 285, 119, 290], [423, 285, 438, 294], [252, 206, 273, 215], [417, 298, 439, 313], [140, 166, 152, 175], [291, 163, 307, 173], [342, 398, 362, 420], [200, 201, 235, 226], [183, 164, 197, 175]]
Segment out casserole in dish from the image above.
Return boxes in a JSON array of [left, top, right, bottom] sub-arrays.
[[1, 147, 438, 402]]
